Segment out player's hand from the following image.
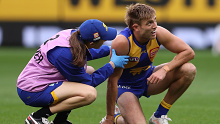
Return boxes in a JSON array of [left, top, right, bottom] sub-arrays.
[[147, 68, 167, 84], [110, 49, 129, 68], [101, 119, 114, 124]]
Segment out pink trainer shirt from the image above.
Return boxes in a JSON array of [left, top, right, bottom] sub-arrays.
[[17, 29, 73, 92]]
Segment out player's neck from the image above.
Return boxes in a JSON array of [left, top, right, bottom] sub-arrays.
[[134, 33, 150, 45]]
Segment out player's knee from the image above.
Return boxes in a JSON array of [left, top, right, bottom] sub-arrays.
[[83, 86, 97, 104], [181, 63, 197, 82]]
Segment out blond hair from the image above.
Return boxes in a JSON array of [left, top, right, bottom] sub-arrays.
[[125, 3, 156, 30]]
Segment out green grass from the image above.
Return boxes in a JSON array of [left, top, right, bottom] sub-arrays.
[[0, 47, 220, 124]]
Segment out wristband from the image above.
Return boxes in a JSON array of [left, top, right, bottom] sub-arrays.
[[162, 65, 170, 72]]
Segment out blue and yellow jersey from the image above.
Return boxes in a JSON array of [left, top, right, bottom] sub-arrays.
[[118, 27, 161, 85]]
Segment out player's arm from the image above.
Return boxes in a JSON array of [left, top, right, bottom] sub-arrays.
[[104, 35, 129, 123], [147, 26, 195, 84], [157, 26, 195, 70]]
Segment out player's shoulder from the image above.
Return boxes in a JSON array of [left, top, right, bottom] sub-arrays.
[[156, 26, 173, 40], [111, 35, 129, 55], [111, 27, 131, 55], [156, 26, 169, 34], [113, 32, 130, 46]]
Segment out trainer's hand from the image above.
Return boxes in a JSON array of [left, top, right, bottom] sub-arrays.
[[110, 49, 129, 68]]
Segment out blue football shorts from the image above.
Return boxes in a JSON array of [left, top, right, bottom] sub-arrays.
[[117, 66, 155, 101], [17, 81, 63, 107]]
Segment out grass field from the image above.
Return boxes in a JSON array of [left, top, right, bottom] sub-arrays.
[[0, 47, 220, 124]]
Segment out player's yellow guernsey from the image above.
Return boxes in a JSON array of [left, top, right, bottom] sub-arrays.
[[118, 27, 161, 85]]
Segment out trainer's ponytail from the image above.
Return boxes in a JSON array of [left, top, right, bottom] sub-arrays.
[[69, 30, 86, 67]]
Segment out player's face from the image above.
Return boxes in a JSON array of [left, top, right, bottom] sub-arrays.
[[139, 16, 157, 40]]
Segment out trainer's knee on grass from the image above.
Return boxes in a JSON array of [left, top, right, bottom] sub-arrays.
[[180, 63, 197, 83]]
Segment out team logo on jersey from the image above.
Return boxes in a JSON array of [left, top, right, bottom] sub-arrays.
[[150, 47, 159, 59], [93, 32, 100, 41], [129, 65, 151, 76], [129, 57, 139, 62], [141, 50, 147, 54], [118, 85, 131, 89]]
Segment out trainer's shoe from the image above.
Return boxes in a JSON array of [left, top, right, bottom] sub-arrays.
[[149, 113, 172, 124], [50, 120, 72, 124], [99, 105, 120, 124], [25, 112, 50, 124]]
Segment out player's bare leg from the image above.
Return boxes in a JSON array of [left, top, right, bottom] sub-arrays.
[[116, 115, 126, 124], [106, 63, 196, 124], [147, 63, 196, 104], [147, 63, 196, 123], [117, 92, 147, 124]]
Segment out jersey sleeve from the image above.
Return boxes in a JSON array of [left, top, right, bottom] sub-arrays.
[[87, 45, 110, 61], [47, 46, 113, 87]]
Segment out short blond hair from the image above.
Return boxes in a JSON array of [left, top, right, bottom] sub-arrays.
[[125, 3, 156, 30]]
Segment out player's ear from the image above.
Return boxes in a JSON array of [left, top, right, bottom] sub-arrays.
[[132, 23, 139, 31]]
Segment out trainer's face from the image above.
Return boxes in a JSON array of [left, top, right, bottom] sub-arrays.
[[139, 16, 157, 40], [89, 39, 106, 49]]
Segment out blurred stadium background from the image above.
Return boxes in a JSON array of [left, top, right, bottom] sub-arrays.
[[0, 0, 220, 123]]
